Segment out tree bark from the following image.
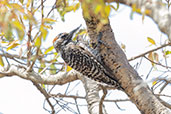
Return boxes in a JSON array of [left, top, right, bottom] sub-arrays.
[[80, 1, 171, 114]]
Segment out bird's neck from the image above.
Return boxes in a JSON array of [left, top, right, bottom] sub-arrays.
[[60, 41, 73, 54]]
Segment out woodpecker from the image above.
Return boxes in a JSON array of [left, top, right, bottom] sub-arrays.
[[53, 26, 121, 89]]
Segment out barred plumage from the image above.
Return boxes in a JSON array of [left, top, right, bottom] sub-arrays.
[[53, 26, 121, 89]]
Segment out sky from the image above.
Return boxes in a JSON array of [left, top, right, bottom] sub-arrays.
[[0, 2, 170, 114]]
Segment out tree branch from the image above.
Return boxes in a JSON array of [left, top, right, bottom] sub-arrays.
[[51, 93, 130, 103], [0, 65, 78, 85], [31, 80, 55, 114]]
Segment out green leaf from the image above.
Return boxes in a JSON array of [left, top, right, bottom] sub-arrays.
[[5, 24, 13, 41], [12, 20, 24, 31], [26, 0, 31, 8], [6, 43, 19, 51], [165, 50, 171, 55], [35, 35, 41, 47], [0, 56, 4, 67], [147, 37, 156, 45], [105, 5, 111, 17], [11, 19, 25, 41], [66, 65, 72, 72], [43, 25, 52, 29], [43, 18, 56, 24], [53, 52, 58, 56], [44, 46, 54, 54], [11, 3, 24, 13], [6, 40, 19, 51], [50, 64, 56, 74], [39, 61, 46, 73], [41, 84, 45, 88], [65, 6, 74, 12], [16, 29, 25, 41], [94, 4, 102, 14], [40, 25, 48, 40], [73, 3, 80, 12], [152, 80, 157, 86], [19, 0, 24, 4]]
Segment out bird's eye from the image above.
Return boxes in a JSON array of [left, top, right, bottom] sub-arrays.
[[61, 34, 68, 38]]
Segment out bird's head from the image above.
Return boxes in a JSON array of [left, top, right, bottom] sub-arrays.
[[53, 25, 81, 52]]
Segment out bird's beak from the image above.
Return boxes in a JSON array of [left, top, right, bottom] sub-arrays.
[[53, 36, 58, 43], [68, 24, 82, 39]]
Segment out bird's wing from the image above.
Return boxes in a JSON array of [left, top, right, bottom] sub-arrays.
[[60, 43, 121, 89]]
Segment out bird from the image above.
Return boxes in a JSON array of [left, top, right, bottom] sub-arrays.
[[53, 25, 121, 89]]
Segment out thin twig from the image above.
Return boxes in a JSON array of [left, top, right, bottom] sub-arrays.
[[67, 82, 80, 94], [144, 56, 171, 69], [39, 63, 53, 74], [128, 43, 171, 61], [99, 86, 107, 114], [151, 76, 169, 91], [46, 0, 58, 18], [157, 77, 171, 83], [0, 53, 60, 70], [27, 0, 34, 66], [41, 0, 44, 19], [64, 82, 71, 94], [114, 102, 125, 111], [145, 66, 153, 79], [104, 99, 130, 102], [155, 93, 171, 98], [74, 93, 81, 114], [33, 0, 47, 14], [54, 98, 78, 114], [27, 48, 40, 71], [159, 82, 168, 94], [0, 52, 64, 65], [12, 58, 27, 65], [50, 93, 85, 99]]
